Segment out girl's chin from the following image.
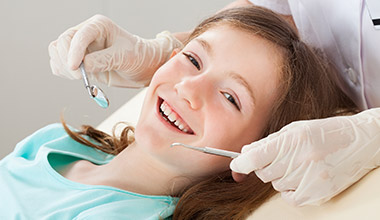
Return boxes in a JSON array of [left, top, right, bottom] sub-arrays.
[[134, 126, 168, 149]]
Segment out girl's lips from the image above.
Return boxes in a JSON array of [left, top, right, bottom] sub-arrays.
[[156, 97, 194, 135]]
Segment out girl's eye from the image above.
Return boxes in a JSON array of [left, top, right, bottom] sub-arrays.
[[183, 52, 200, 70], [222, 92, 240, 111]]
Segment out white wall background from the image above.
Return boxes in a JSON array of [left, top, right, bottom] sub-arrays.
[[0, 0, 232, 158]]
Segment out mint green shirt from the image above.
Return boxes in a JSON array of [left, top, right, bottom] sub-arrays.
[[0, 124, 177, 219]]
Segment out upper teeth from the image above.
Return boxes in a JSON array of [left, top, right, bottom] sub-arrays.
[[160, 102, 190, 133]]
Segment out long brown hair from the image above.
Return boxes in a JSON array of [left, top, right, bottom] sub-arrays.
[[63, 6, 357, 220]]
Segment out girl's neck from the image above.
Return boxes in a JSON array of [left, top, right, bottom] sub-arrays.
[[63, 141, 190, 196]]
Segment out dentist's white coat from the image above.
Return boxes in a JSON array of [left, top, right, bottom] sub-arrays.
[[250, 0, 380, 109]]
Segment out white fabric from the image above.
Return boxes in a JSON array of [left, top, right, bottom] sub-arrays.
[[248, 0, 291, 15], [249, 0, 380, 110]]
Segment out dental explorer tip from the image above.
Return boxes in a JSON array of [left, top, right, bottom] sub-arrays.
[[170, 143, 182, 148]]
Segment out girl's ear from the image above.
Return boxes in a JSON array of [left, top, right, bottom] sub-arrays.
[[169, 48, 180, 59]]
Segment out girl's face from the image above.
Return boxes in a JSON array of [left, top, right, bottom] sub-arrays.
[[135, 25, 282, 179]]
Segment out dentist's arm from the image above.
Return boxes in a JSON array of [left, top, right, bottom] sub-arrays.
[[48, 14, 183, 88], [230, 108, 380, 206]]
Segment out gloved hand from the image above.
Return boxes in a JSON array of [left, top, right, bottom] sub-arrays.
[[48, 14, 183, 87], [230, 108, 380, 206]]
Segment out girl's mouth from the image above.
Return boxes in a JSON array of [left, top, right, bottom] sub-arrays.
[[158, 98, 194, 135]]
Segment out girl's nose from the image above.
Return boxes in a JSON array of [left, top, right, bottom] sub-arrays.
[[174, 75, 213, 110]]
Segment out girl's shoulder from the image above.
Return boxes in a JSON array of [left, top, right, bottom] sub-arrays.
[[6, 123, 70, 160]]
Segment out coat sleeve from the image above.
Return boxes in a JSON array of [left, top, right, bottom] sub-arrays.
[[248, 0, 291, 15]]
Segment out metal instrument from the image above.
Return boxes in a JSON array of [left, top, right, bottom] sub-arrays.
[[171, 142, 240, 158], [79, 62, 109, 108]]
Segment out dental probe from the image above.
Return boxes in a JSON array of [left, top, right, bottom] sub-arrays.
[[171, 143, 240, 158]]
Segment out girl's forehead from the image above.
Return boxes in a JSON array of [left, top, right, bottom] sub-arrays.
[[192, 25, 283, 67], [192, 25, 271, 50]]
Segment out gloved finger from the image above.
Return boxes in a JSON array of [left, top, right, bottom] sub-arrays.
[[280, 190, 313, 206], [56, 29, 82, 79], [230, 138, 280, 175], [49, 59, 60, 78], [49, 59, 62, 78], [231, 171, 248, 183], [84, 46, 117, 73], [49, 55, 76, 81], [280, 190, 302, 206], [48, 39, 58, 58], [50, 56, 77, 80], [280, 163, 330, 206], [55, 28, 76, 59], [271, 171, 302, 192], [49, 41, 80, 80], [254, 160, 288, 183], [48, 40, 60, 76], [49, 41, 71, 79], [240, 130, 280, 153], [68, 17, 108, 70], [263, 157, 307, 189]]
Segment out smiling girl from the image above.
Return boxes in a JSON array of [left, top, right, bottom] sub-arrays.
[[0, 6, 356, 220]]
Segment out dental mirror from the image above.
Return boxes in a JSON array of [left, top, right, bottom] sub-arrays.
[[79, 62, 109, 108]]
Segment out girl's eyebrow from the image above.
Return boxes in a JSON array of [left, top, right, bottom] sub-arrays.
[[195, 37, 256, 107], [195, 38, 213, 56], [228, 71, 256, 107]]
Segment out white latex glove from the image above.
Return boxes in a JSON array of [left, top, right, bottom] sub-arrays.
[[230, 108, 380, 206], [48, 14, 183, 87]]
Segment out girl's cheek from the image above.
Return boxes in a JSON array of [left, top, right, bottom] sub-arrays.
[[158, 59, 181, 77], [150, 64, 173, 85]]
